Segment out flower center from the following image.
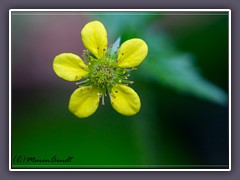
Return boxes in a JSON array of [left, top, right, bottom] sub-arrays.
[[76, 48, 136, 105], [89, 62, 116, 89]]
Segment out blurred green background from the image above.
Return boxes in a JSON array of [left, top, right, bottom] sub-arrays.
[[11, 11, 229, 169]]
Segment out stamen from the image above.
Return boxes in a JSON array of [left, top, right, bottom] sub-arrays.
[[76, 79, 89, 85], [110, 93, 116, 99], [102, 95, 105, 105], [111, 87, 118, 95], [84, 50, 91, 57], [118, 53, 125, 61], [97, 47, 100, 58], [109, 92, 116, 99], [87, 86, 92, 90]]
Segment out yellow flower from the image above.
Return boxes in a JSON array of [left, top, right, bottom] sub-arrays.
[[53, 21, 148, 118]]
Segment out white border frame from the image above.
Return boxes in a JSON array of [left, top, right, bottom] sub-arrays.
[[9, 9, 231, 172]]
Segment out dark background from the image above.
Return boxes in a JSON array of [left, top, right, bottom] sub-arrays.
[[0, 0, 239, 180]]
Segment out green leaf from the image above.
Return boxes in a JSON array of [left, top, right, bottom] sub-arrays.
[[140, 28, 228, 105], [139, 53, 227, 105]]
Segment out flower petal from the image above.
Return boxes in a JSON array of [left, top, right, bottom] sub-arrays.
[[118, 38, 148, 68], [53, 53, 89, 81], [69, 86, 100, 118], [81, 21, 108, 59], [110, 84, 141, 116]]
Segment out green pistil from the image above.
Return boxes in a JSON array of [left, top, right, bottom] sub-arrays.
[[89, 62, 116, 89]]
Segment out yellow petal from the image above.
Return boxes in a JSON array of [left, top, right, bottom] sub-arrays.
[[118, 38, 148, 68], [110, 84, 141, 116], [53, 53, 89, 81], [69, 86, 100, 118], [81, 21, 108, 59]]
